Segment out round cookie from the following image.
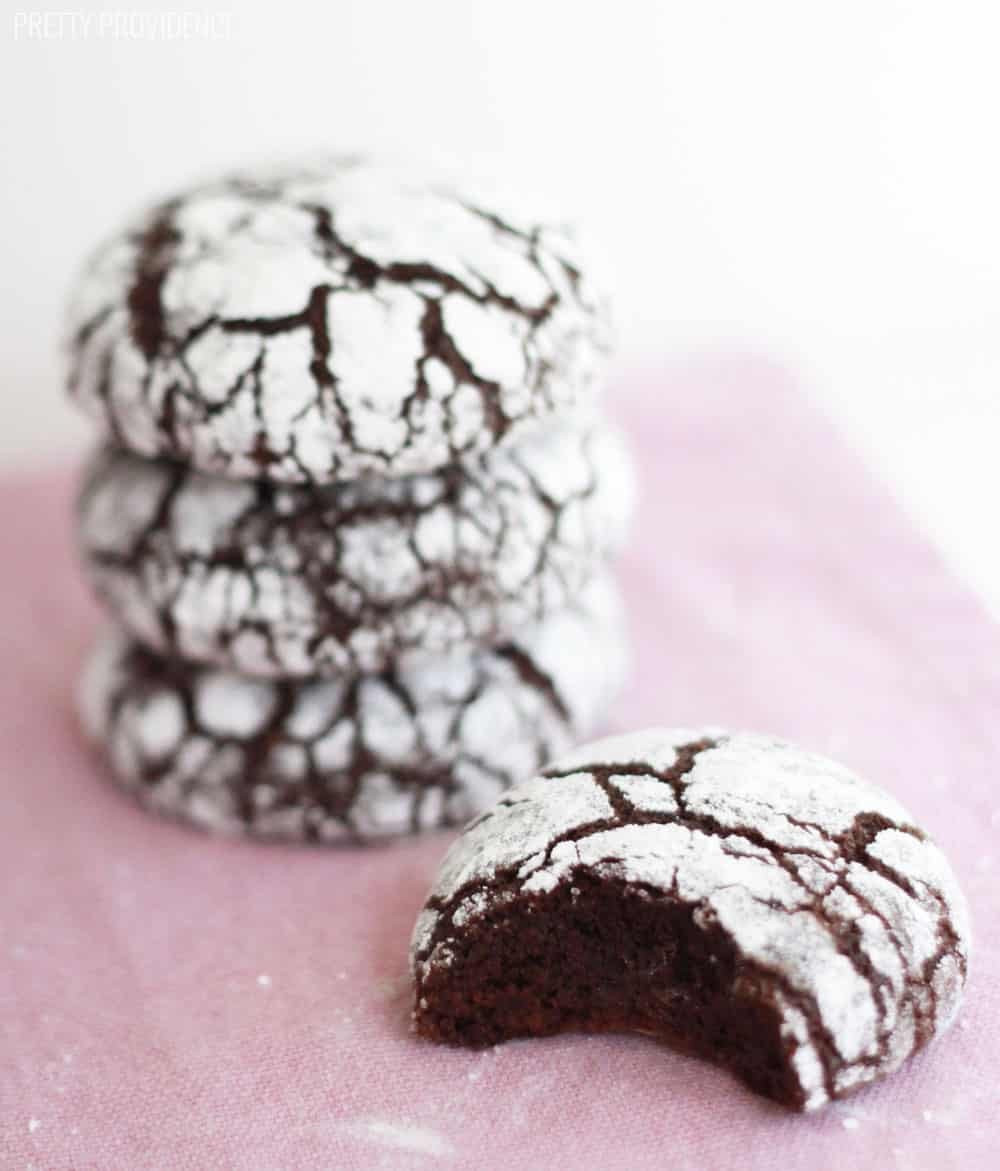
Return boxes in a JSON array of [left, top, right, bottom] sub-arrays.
[[76, 417, 635, 678], [411, 728, 971, 1110], [78, 576, 629, 843], [65, 156, 610, 483]]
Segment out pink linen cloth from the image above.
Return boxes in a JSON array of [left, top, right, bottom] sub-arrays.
[[1, 355, 997, 1170]]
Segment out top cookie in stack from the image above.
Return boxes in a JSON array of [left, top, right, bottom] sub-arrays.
[[66, 156, 608, 482], [66, 157, 636, 843]]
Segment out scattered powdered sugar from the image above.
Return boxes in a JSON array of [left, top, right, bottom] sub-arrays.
[[412, 728, 971, 1110], [339, 1117, 455, 1158]]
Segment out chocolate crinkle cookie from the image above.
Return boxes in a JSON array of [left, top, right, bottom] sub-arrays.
[[78, 576, 628, 843], [410, 728, 971, 1110], [76, 416, 635, 677], [65, 155, 610, 483], [67, 154, 632, 842]]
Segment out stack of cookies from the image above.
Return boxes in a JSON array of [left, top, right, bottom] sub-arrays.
[[65, 157, 635, 843]]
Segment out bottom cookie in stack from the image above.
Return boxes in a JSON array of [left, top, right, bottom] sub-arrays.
[[78, 574, 629, 844]]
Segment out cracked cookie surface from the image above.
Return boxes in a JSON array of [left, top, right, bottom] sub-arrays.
[[410, 728, 971, 1110], [77, 417, 635, 677], [77, 576, 628, 843], [65, 156, 611, 483]]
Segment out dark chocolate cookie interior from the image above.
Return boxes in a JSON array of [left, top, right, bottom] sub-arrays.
[[414, 870, 804, 1108]]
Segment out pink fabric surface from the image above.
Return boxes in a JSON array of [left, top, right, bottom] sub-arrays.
[[2, 355, 998, 1170]]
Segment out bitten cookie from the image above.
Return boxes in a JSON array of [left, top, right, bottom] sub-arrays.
[[65, 156, 610, 483], [410, 729, 971, 1110], [77, 418, 635, 678], [77, 577, 628, 843]]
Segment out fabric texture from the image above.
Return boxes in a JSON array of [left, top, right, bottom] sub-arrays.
[[2, 355, 997, 1170]]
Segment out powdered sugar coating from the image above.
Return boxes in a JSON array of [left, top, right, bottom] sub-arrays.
[[77, 577, 629, 842], [77, 417, 635, 677], [65, 156, 610, 483], [411, 729, 971, 1108]]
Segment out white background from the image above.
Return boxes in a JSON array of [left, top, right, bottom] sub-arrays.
[[2, 1, 999, 614]]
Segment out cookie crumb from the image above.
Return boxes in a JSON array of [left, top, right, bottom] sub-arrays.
[[256, 974, 272, 988], [28, 1118, 40, 1134], [842, 1117, 860, 1130]]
